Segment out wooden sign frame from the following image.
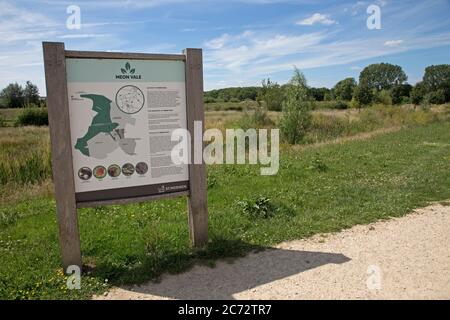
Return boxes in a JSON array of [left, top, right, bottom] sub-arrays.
[[43, 42, 208, 270]]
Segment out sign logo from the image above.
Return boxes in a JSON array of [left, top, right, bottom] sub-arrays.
[[116, 62, 142, 80]]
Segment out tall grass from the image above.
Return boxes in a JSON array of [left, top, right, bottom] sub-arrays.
[[15, 108, 48, 127], [306, 104, 448, 143], [0, 105, 447, 191], [0, 127, 51, 186]]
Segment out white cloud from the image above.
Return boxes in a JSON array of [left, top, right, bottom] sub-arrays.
[[58, 34, 112, 39], [204, 31, 326, 72], [296, 13, 336, 26], [203, 28, 450, 88], [0, 1, 59, 42], [350, 66, 362, 71], [350, 1, 367, 16], [205, 34, 232, 49], [384, 40, 404, 46]]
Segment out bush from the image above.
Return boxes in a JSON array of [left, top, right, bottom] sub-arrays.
[[401, 96, 411, 104], [373, 89, 392, 105], [425, 90, 446, 105], [237, 196, 276, 219], [411, 82, 426, 105], [391, 84, 412, 104], [0, 115, 5, 127], [323, 92, 334, 101], [258, 79, 284, 111], [314, 100, 348, 110], [204, 96, 218, 103], [15, 108, 48, 126], [353, 85, 373, 107], [280, 68, 312, 144], [308, 153, 329, 172], [333, 78, 356, 101], [334, 101, 349, 109]]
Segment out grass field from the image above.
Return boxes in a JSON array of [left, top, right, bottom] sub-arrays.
[[1, 118, 450, 299]]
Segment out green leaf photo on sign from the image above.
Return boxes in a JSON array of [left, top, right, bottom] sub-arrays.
[[125, 62, 131, 71], [121, 68, 126, 74], [130, 69, 135, 74]]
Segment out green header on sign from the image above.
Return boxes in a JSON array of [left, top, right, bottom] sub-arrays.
[[66, 58, 186, 83]]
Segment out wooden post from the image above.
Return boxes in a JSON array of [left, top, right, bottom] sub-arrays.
[[184, 48, 208, 247], [43, 42, 82, 270]]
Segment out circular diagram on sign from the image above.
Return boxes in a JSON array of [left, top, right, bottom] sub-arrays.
[[115, 85, 145, 114]]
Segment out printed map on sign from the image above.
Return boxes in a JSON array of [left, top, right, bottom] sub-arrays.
[[66, 58, 188, 194], [74, 93, 138, 159]]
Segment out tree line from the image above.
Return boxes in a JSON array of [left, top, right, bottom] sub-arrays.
[[0, 81, 43, 108], [1, 63, 448, 110], [204, 63, 450, 110]]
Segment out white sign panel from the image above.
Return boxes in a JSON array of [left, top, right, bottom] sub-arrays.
[[66, 58, 188, 194]]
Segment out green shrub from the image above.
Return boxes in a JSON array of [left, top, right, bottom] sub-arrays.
[[204, 96, 218, 103], [425, 90, 446, 105], [237, 196, 276, 219], [308, 153, 329, 172], [334, 101, 349, 109], [314, 100, 349, 110], [373, 89, 392, 105], [401, 96, 411, 104], [411, 82, 426, 105], [0, 115, 5, 127], [258, 79, 284, 111], [280, 68, 312, 144], [15, 108, 48, 126], [391, 84, 412, 105], [353, 85, 373, 107], [333, 78, 356, 101]]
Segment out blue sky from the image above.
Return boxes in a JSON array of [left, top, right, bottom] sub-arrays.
[[1, 0, 450, 94]]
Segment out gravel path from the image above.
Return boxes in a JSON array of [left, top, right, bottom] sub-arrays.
[[96, 203, 450, 300]]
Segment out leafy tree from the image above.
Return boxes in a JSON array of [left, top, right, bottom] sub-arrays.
[[333, 78, 357, 101], [353, 84, 373, 107], [280, 68, 312, 144], [323, 91, 334, 101], [24, 81, 40, 105], [391, 83, 412, 105], [411, 81, 427, 105], [359, 63, 407, 91], [309, 87, 330, 102], [425, 90, 446, 105], [423, 65, 450, 102], [258, 78, 284, 111], [423, 65, 450, 91], [0, 83, 24, 108], [204, 87, 261, 103]]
